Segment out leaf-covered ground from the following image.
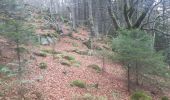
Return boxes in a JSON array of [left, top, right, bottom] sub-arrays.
[[25, 12, 129, 100]]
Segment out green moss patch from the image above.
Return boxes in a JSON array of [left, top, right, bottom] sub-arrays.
[[87, 64, 102, 73], [60, 60, 71, 67], [70, 80, 86, 88], [72, 42, 79, 47], [33, 51, 47, 57], [41, 49, 62, 55], [131, 91, 152, 100], [63, 55, 75, 61], [39, 62, 48, 69]]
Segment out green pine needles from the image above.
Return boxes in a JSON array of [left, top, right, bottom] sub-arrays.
[[112, 29, 169, 90]]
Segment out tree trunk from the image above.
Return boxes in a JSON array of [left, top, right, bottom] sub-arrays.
[[135, 60, 139, 86], [127, 64, 130, 92]]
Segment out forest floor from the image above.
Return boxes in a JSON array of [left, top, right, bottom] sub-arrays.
[[0, 7, 169, 100], [0, 10, 129, 100], [25, 12, 129, 100]]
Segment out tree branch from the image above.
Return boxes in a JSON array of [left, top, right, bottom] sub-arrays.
[[124, 0, 132, 29], [143, 28, 170, 36], [146, 0, 163, 27], [128, 0, 139, 18], [133, 0, 155, 28], [107, 0, 120, 30]]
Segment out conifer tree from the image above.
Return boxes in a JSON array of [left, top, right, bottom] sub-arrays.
[[112, 29, 169, 91]]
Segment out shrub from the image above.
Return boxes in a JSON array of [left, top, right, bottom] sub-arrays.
[[130, 91, 152, 100], [112, 29, 168, 90], [87, 64, 102, 73], [39, 62, 47, 69], [162, 96, 169, 100], [70, 80, 86, 88]]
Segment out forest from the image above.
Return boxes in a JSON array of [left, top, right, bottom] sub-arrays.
[[0, 0, 170, 100]]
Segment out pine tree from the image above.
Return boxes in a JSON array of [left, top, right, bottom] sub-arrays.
[[112, 29, 169, 91]]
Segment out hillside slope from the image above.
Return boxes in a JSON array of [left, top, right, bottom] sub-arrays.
[[25, 11, 128, 100]]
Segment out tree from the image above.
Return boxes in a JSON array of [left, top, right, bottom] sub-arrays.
[[112, 29, 168, 91], [0, 0, 37, 99]]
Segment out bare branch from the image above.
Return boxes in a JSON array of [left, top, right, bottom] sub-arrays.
[[124, 0, 132, 28], [133, 0, 155, 28], [143, 28, 170, 36], [107, 0, 120, 30]]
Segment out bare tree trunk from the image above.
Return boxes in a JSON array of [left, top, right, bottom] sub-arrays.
[[71, 0, 76, 30], [88, 0, 96, 37]]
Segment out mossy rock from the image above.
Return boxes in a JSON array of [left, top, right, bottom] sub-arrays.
[[63, 55, 75, 61], [60, 60, 71, 67], [72, 42, 79, 47], [87, 64, 102, 73], [39, 62, 47, 69], [70, 80, 86, 88], [162, 96, 169, 100], [33, 51, 47, 57], [131, 91, 152, 100], [0, 92, 4, 97], [73, 49, 89, 55], [69, 60, 81, 67], [73, 63, 81, 67], [54, 54, 63, 59]]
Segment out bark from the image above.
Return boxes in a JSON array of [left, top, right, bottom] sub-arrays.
[[107, 0, 120, 30], [88, 0, 96, 37], [133, 0, 154, 28], [127, 64, 130, 92], [124, 0, 132, 29]]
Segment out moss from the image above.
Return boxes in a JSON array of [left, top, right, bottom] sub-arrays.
[[61, 60, 71, 67], [72, 42, 79, 47], [39, 62, 47, 69], [64, 55, 75, 61], [87, 64, 102, 73], [34, 51, 47, 57], [69, 60, 81, 67], [73, 62, 81, 67], [162, 96, 169, 100], [42, 49, 61, 55], [88, 83, 99, 89], [73, 49, 89, 55], [0, 65, 12, 76], [131, 91, 152, 100], [54, 54, 63, 59], [15, 47, 28, 53], [70, 80, 86, 88]]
